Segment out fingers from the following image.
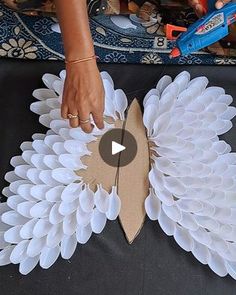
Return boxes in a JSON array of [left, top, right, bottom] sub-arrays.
[[61, 102, 68, 119], [194, 4, 206, 17], [80, 119, 94, 133], [68, 108, 79, 128], [92, 111, 104, 130], [61, 90, 79, 128], [79, 113, 94, 133], [187, 0, 206, 17], [66, 99, 79, 127], [215, 0, 231, 9], [69, 116, 79, 128], [188, 0, 231, 17], [61, 81, 104, 132]]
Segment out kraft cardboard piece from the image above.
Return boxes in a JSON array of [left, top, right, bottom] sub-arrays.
[[76, 119, 123, 193], [118, 99, 150, 244], [77, 99, 150, 243]]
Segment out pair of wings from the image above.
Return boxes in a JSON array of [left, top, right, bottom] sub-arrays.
[[0, 70, 236, 278]]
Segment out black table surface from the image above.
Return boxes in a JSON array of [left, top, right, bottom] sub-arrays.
[[0, 58, 235, 295]]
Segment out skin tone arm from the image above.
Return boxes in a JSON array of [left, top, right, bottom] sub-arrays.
[[54, 0, 105, 133], [54, 0, 231, 134]]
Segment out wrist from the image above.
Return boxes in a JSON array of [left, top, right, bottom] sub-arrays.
[[65, 57, 98, 70], [65, 42, 95, 61], [65, 53, 98, 64], [65, 50, 95, 60]]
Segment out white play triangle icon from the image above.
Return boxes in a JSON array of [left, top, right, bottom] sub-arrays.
[[112, 141, 126, 155]]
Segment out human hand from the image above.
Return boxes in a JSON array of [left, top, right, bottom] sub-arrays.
[[188, 0, 232, 17], [61, 60, 105, 133]]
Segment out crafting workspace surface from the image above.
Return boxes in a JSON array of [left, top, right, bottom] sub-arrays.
[[1, 2, 236, 65], [0, 58, 236, 295]]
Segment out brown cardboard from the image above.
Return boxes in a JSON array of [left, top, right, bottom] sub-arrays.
[[76, 118, 123, 193], [117, 100, 150, 243], [77, 99, 150, 244]]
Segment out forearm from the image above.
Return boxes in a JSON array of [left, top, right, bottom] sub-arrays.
[[54, 0, 95, 60]]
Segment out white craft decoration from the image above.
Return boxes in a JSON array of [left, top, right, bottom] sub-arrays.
[[144, 71, 236, 280], [0, 70, 124, 275], [0, 70, 235, 280]]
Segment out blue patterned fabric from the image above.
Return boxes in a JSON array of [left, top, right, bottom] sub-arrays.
[[0, 2, 235, 65]]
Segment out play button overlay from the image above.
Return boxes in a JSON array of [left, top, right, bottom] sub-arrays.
[[112, 141, 126, 155], [99, 128, 137, 167]]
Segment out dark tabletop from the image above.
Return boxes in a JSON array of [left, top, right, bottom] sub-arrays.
[[0, 58, 235, 295]]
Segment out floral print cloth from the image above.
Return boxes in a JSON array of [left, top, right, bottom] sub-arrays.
[[0, 0, 235, 60]]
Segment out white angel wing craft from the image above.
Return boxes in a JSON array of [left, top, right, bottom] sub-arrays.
[[0, 70, 236, 279], [144, 71, 236, 279], [0, 70, 125, 275]]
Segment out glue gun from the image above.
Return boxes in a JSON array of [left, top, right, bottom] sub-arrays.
[[170, 2, 236, 58]]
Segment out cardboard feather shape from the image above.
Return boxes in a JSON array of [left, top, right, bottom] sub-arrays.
[[78, 99, 149, 243], [0, 70, 236, 280]]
